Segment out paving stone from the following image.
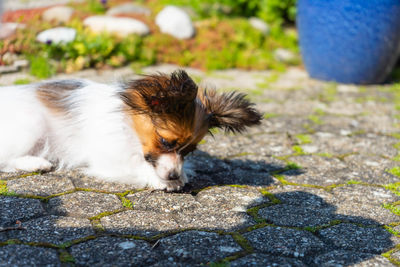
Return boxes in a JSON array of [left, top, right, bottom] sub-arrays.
[[155, 231, 241, 264], [312, 133, 398, 158], [269, 186, 334, 208], [7, 215, 94, 245], [195, 186, 269, 212], [0, 171, 33, 180], [101, 210, 178, 237], [127, 191, 201, 213], [313, 250, 394, 267], [259, 204, 334, 227], [0, 234, 7, 242], [283, 155, 350, 186], [0, 196, 45, 227], [149, 260, 201, 266], [343, 154, 399, 184], [63, 170, 137, 193], [70, 236, 158, 266], [244, 226, 324, 257], [185, 151, 279, 188], [318, 223, 397, 254], [199, 132, 293, 158], [317, 114, 399, 135], [0, 245, 60, 267], [47, 191, 123, 218], [230, 253, 306, 267], [328, 185, 400, 225], [7, 174, 75, 197], [262, 116, 311, 135], [173, 209, 255, 231]]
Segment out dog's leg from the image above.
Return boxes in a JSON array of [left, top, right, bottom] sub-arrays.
[[1, 156, 52, 172]]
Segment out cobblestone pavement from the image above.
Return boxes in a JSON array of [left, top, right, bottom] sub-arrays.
[[1, 65, 400, 266]]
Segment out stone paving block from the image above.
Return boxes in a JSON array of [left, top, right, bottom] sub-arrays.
[[200, 132, 293, 158], [7, 174, 75, 197], [318, 114, 399, 135], [155, 231, 241, 264], [312, 133, 398, 158], [343, 154, 399, 184], [283, 155, 350, 186], [70, 236, 158, 266], [127, 191, 201, 213], [228, 155, 286, 173], [318, 223, 397, 254], [269, 186, 334, 208], [149, 260, 201, 266], [101, 210, 178, 237], [47, 191, 123, 218], [0, 196, 45, 227], [7, 215, 94, 245], [173, 210, 255, 231], [243, 226, 324, 258], [262, 116, 311, 135], [258, 204, 335, 227], [0, 171, 33, 180], [313, 250, 394, 267], [195, 186, 269, 212], [328, 185, 400, 225], [62, 170, 137, 193], [230, 253, 306, 267], [0, 245, 60, 267]]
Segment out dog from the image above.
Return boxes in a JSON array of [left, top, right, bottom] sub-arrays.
[[0, 70, 262, 191]]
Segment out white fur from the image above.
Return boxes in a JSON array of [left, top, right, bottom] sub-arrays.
[[0, 80, 186, 190]]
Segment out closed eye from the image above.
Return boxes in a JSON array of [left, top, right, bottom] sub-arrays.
[[160, 137, 178, 151]]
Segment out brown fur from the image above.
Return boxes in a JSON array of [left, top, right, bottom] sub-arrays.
[[36, 80, 83, 114], [120, 70, 262, 159]]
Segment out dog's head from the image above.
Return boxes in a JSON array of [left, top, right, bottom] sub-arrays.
[[120, 70, 262, 185]]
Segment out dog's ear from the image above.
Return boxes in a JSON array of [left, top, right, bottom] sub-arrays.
[[198, 89, 262, 133], [120, 70, 198, 115]]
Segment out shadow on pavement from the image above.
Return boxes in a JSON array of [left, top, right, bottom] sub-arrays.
[[0, 153, 395, 266]]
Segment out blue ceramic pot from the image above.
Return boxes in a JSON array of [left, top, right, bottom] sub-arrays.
[[297, 0, 400, 84]]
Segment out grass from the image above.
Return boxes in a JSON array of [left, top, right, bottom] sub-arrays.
[[388, 167, 400, 178]]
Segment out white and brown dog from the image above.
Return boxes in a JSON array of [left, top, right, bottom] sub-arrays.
[[0, 70, 262, 191]]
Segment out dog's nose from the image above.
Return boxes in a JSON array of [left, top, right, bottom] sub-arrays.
[[168, 172, 180, 180]]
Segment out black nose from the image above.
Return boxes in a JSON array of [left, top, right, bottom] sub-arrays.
[[168, 172, 180, 180]]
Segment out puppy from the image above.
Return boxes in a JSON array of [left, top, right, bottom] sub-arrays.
[[0, 70, 262, 191]]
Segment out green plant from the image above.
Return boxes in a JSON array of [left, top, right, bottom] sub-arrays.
[[29, 55, 55, 79], [157, 0, 297, 26]]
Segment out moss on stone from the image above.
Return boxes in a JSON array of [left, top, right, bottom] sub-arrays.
[[388, 167, 400, 178], [295, 134, 312, 145], [59, 249, 75, 263]]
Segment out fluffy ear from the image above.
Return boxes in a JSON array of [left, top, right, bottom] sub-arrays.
[[198, 89, 262, 133], [120, 70, 198, 115]]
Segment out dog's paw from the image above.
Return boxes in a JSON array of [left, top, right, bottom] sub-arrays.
[[2, 156, 52, 172]]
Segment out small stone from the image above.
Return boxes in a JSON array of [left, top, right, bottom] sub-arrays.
[[249, 17, 270, 35], [274, 48, 297, 63], [118, 241, 136, 250], [42, 6, 74, 24], [301, 145, 318, 154], [1, 52, 18, 65], [36, 27, 76, 44], [0, 23, 20, 40], [106, 3, 151, 16], [83, 16, 150, 37], [155, 6, 195, 39]]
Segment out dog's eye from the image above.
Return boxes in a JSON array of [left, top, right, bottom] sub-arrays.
[[160, 138, 177, 150]]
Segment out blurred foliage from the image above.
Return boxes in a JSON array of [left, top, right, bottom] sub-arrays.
[[157, 0, 297, 25], [0, 0, 299, 78]]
